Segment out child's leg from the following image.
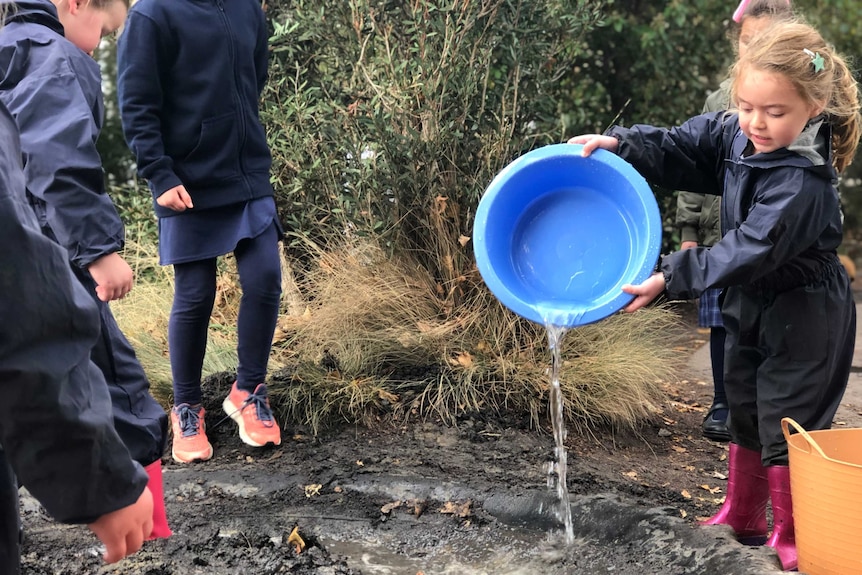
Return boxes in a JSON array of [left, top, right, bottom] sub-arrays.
[[234, 222, 282, 392], [757, 275, 855, 466], [719, 288, 762, 452], [710, 326, 728, 406], [71, 267, 168, 466], [169, 258, 218, 405], [0, 449, 20, 575], [702, 324, 730, 441], [91, 303, 169, 464]]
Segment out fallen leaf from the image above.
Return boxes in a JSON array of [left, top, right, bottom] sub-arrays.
[[356, 460, 364, 467], [287, 526, 305, 554], [439, 500, 472, 518], [712, 471, 727, 480], [408, 499, 427, 517], [381, 501, 402, 514], [450, 352, 473, 368], [623, 471, 638, 479], [680, 509, 688, 518], [458, 235, 471, 247], [304, 484, 322, 498], [700, 484, 722, 494], [671, 445, 687, 453], [681, 489, 692, 499]]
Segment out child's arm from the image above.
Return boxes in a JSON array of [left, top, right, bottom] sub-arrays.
[[0, 200, 148, 528], [607, 112, 730, 195], [6, 67, 125, 271], [676, 191, 706, 249], [117, 12, 184, 201]]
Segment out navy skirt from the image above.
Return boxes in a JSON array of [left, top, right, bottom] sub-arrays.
[[158, 196, 282, 265]]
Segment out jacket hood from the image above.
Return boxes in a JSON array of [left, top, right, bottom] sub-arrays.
[[733, 115, 836, 181], [1, 0, 64, 35]]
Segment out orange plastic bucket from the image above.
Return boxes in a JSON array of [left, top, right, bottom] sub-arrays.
[[782, 417, 862, 575]]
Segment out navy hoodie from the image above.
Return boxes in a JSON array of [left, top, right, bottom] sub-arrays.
[[0, 0, 125, 269], [0, 102, 146, 525], [117, 0, 274, 218]]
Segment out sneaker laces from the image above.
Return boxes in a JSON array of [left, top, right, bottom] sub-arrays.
[[242, 386, 275, 427], [219, 384, 276, 429], [175, 405, 203, 438]]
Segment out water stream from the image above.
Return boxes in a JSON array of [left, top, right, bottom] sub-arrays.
[[544, 323, 574, 544]]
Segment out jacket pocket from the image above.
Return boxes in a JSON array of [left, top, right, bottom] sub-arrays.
[[176, 112, 241, 185]]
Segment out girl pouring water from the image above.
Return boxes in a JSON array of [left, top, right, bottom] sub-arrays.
[[569, 20, 859, 571]]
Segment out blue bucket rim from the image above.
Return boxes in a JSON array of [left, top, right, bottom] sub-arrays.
[[473, 143, 661, 327]]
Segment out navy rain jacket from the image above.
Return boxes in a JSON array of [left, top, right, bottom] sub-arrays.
[[0, 0, 125, 270], [608, 111, 843, 300], [0, 102, 147, 524], [117, 0, 274, 218]]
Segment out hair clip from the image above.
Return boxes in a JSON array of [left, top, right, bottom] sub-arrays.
[[803, 48, 826, 73]]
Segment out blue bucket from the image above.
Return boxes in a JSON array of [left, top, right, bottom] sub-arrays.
[[473, 143, 661, 327]]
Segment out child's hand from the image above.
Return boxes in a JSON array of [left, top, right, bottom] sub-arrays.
[[620, 272, 666, 313], [88, 486, 153, 564], [567, 134, 619, 157], [88, 252, 134, 302], [157, 184, 194, 212]]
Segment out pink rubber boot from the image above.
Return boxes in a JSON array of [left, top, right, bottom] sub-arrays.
[[144, 460, 172, 539], [701, 443, 769, 540], [766, 465, 797, 571]]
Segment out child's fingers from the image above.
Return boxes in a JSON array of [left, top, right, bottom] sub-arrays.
[[100, 532, 126, 564], [178, 188, 194, 209], [566, 134, 601, 156]]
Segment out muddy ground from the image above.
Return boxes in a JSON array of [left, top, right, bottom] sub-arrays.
[[19, 300, 860, 574]]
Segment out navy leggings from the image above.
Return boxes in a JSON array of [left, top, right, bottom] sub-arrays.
[[170, 222, 282, 405]]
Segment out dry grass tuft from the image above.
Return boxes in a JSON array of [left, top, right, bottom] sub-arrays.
[[114, 234, 686, 435], [268, 235, 686, 434]]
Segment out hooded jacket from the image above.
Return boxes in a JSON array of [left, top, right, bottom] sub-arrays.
[[0, 0, 125, 269], [608, 111, 843, 300], [117, 0, 274, 218], [0, 102, 147, 524]]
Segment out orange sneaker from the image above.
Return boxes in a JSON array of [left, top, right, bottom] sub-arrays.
[[222, 382, 282, 447], [170, 404, 213, 463]]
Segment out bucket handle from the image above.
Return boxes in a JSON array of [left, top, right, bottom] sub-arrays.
[[781, 417, 828, 459]]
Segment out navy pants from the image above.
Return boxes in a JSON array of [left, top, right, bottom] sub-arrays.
[[722, 266, 855, 466], [170, 222, 282, 405], [72, 267, 168, 466]]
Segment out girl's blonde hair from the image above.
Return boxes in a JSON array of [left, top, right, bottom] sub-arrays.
[[730, 21, 861, 173]]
